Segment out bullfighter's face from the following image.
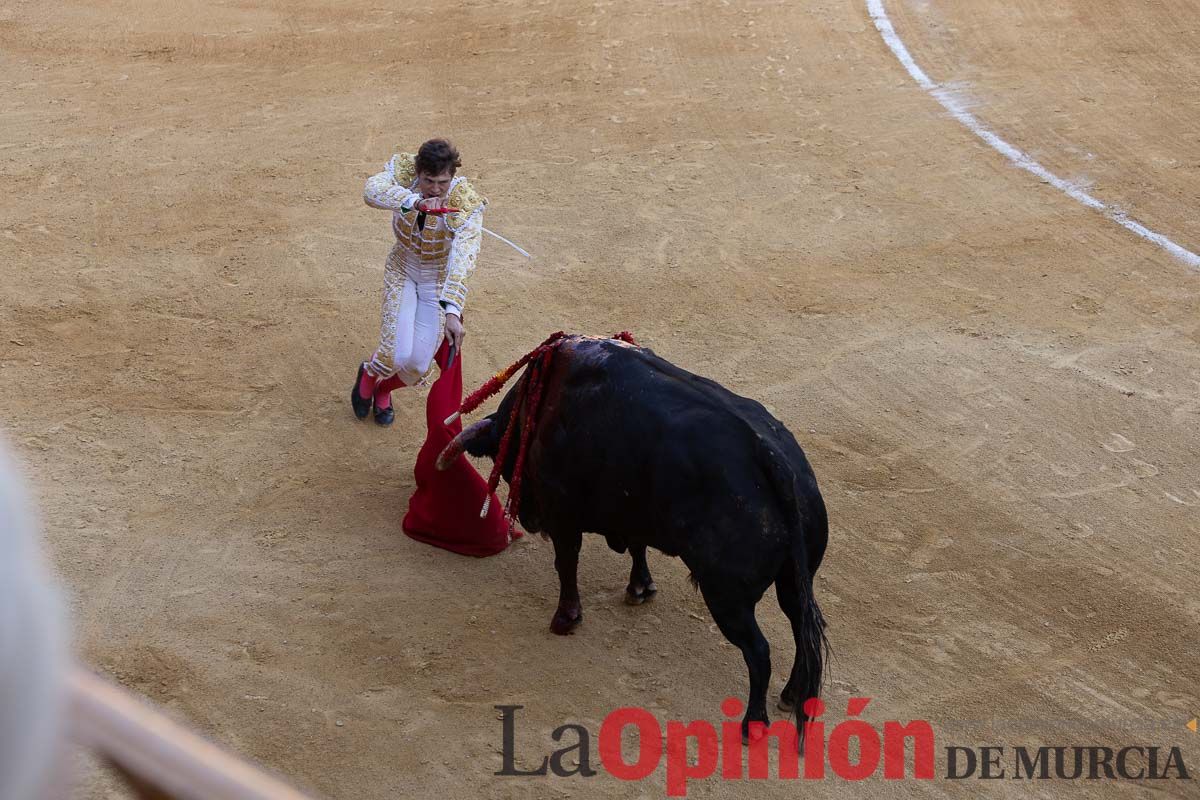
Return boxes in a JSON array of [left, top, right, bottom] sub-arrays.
[[416, 169, 453, 200]]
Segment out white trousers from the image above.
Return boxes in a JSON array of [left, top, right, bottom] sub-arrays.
[[367, 246, 444, 385]]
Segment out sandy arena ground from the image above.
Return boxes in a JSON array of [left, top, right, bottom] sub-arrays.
[[2, 1, 1198, 797]]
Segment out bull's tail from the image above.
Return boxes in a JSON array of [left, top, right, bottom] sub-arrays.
[[791, 541, 830, 731], [757, 438, 830, 738]]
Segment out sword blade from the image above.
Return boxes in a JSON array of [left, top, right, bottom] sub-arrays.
[[482, 227, 533, 259]]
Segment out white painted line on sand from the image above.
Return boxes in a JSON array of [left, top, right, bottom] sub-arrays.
[[866, 0, 1200, 271]]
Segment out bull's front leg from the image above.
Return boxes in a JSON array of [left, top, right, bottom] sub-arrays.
[[624, 544, 658, 605], [550, 530, 584, 635]]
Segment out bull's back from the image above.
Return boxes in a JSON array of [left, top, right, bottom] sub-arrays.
[[559, 338, 814, 474], [534, 339, 823, 561]]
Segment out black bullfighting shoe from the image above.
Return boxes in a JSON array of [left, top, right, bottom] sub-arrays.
[[373, 402, 395, 426], [351, 363, 372, 419]]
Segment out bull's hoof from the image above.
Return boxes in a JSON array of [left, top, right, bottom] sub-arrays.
[[550, 608, 582, 635], [740, 719, 770, 746], [624, 582, 658, 606]]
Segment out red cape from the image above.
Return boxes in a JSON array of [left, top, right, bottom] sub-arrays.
[[402, 340, 518, 556]]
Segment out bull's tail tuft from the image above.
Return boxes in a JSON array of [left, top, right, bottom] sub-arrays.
[[795, 555, 830, 711], [755, 433, 830, 719], [779, 547, 830, 751]]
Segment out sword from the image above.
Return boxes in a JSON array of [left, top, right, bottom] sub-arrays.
[[422, 205, 535, 257], [418, 205, 533, 258], [483, 227, 533, 259]]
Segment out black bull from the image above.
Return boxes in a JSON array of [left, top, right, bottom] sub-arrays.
[[437, 335, 829, 735]]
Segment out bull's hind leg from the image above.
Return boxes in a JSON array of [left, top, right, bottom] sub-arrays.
[[549, 530, 584, 635], [624, 544, 658, 605], [697, 579, 770, 741]]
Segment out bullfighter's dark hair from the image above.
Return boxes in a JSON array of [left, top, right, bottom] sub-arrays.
[[415, 138, 462, 176]]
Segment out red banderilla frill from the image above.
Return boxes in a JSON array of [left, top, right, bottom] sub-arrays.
[[447, 331, 639, 527]]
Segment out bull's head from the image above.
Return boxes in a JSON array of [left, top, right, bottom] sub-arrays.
[[436, 367, 532, 478], [436, 386, 542, 532], [435, 416, 499, 472]]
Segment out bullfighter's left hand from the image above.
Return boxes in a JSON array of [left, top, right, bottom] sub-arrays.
[[445, 313, 465, 350]]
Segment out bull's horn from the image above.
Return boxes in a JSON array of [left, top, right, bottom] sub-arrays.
[[436, 418, 493, 471]]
